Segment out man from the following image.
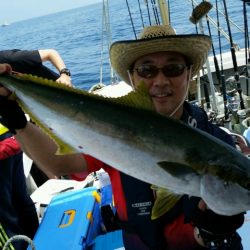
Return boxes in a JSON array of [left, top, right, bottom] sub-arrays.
[[0, 25, 245, 249], [0, 49, 72, 86]]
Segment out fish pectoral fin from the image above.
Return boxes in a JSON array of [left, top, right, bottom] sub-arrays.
[[157, 161, 197, 177], [151, 185, 181, 220]]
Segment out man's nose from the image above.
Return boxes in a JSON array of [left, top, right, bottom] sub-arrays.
[[152, 71, 170, 86]]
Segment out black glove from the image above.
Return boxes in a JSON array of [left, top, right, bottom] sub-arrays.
[[0, 95, 27, 134], [182, 195, 244, 249], [194, 210, 244, 249], [193, 208, 244, 236]]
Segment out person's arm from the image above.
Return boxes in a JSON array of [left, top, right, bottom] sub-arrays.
[[0, 63, 86, 176], [38, 49, 72, 86], [15, 122, 87, 176]]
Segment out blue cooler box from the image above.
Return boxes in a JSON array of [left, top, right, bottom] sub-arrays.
[[90, 230, 125, 250], [28, 186, 101, 250]]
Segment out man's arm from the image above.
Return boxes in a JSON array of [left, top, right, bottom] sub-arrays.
[[15, 122, 87, 177], [0, 63, 86, 176], [38, 49, 72, 86]]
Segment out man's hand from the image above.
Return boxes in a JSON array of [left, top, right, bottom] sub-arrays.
[[194, 199, 244, 235], [0, 63, 12, 96], [183, 196, 244, 248], [0, 63, 12, 75], [56, 74, 72, 87]]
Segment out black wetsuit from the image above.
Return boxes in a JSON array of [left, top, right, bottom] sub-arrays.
[[0, 49, 59, 80]]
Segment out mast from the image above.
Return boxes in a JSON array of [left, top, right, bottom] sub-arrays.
[[157, 0, 169, 25]]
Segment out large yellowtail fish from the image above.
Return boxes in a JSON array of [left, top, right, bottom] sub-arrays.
[[0, 74, 249, 216]]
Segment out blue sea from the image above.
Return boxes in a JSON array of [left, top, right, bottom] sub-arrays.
[[0, 0, 246, 90]]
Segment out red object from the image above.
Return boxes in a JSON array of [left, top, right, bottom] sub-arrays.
[[0, 137, 21, 160]]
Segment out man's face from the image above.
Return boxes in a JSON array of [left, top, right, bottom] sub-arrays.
[[131, 51, 190, 119]]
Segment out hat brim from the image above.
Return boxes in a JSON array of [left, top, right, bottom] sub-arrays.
[[110, 34, 211, 84]]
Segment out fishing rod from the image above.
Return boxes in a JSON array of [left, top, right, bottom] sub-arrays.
[[222, 0, 245, 110], [242, 0, 250, 96], [189, 1, 218, 113], [211, 0, 229, 121]]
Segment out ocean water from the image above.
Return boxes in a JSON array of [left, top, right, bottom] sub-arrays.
[[0, 0, 246, 89]]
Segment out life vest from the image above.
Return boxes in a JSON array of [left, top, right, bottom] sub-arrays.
[[0, 124, 9, 137], [118, 102, 235, 249]]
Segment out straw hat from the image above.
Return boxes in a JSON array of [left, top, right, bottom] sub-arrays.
[[110, 25, 212, 84]]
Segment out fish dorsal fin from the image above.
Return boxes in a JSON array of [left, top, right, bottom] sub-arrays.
[[8, 75, 77, 154], [109, 81, 155, 111], [8, 74, 154, 153], [151, 185, 182, 220], [15, 74, 155, 111]]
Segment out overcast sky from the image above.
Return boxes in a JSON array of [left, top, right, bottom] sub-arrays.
[[1, 0, 102, 23]]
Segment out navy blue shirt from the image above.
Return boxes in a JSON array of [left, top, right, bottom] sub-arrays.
[[0, 136, 39, 250]]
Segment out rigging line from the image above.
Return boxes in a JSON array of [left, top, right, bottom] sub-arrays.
[[222, 0, 245, 109], [125, 0, 138, 39], [99, 0, 105, 84], [168, 0, 171, 24], [137, 0, 145, 27], [105, 0, 117, 83], [105, 0, 112, 52], [150, 0, 160, 25], [215, 2, 248, 37], [144, 0, 152, 25]]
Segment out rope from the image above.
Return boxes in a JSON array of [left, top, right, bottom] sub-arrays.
[[99, 0, 105, 84], [125, 0, 138, 39], [137, 0, 145, 27], [167, 0, 171, 24], [3, 235, 35, 250], [215, 1, 249, 38], [150, 0, 160, 25], [99, 0, 117, 84], [144, 0, 152, 26]]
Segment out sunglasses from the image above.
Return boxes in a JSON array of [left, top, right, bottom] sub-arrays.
[[133, 64, 188, 79]]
